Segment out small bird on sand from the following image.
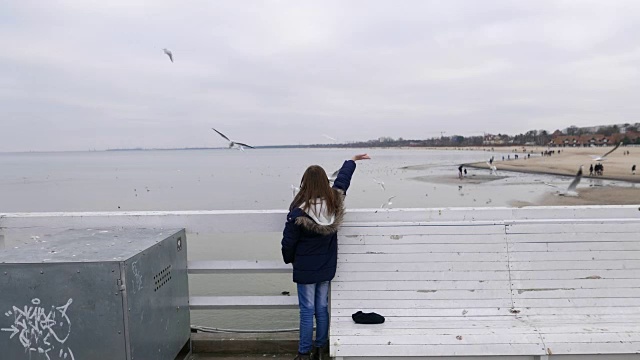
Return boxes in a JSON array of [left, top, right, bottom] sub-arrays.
[[162, 48, 174, 62], [212, 128, 255, 151]]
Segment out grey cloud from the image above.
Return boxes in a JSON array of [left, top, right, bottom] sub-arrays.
[[2, 0, 640, 151]]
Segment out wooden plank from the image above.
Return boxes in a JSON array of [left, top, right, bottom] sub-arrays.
[[511, 288, 640, 299], [333, 290, 512, 300], [333, 333, 544, 345], [1, 206, 637, 236], [337, 261, 509, 272], [520, 315, 640, 323], [339, 243, 506, 254], [333, 356, 547, 360], [187, 260, 291, 274], [506, 222, 640, 235], [342, 205, 640, 223], [541, 332, 640, 343], [332, 308, 511, 317], [339, 224, 506, 236], [538, 342, 640, 355], [334, 271, 510, 282], [507, 232, 640, 243], [509, 242, 640, 252], [332, 306, 640, 317], [189, 296, 298, 310], [505, 206, 640, 221], [331, 327, 540, 336], [533, 325, 640, 334], [331, 280, 510, 291], [508, 260, 640, 271], [331, 324, 640, 336], [511, 279, 640, 289], [332, 299, 512, 309], [512, 298, 640, 307], [332, 343, 546, 357], [329, 319, 534, 330], [511, 269, 640, 281], [338, 253, 507, 263], [339, 234, 506, 245], [512, 307, 640, 316], [508, 251, 640, 261]]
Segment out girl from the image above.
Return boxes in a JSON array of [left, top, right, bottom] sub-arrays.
[[282, 154, 370, 360]]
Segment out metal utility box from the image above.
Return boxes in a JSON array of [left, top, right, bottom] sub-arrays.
[[0, 228, 190, 360]]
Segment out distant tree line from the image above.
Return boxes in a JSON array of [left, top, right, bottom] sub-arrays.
[[302, 123, 639, 148]]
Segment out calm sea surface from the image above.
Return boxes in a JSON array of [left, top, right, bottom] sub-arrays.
[[0, 148, 618, 329]]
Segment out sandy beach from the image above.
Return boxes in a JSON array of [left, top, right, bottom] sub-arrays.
[[463, 146, 640, 206], [467, 146, 640, 183]]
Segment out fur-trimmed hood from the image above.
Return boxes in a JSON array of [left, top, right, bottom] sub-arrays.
[[295, 189, 345, 236]]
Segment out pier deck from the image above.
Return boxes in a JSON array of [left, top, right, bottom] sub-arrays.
[[2, 206, 640, 359]]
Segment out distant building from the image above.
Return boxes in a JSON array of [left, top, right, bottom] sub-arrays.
[[550, 132, 639, 147], [483, 134, 506, 145]]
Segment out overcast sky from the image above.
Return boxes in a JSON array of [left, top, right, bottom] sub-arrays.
[[2, 0, 640, 151]]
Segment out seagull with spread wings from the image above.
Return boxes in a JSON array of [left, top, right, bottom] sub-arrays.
[[544, 165, 583, 196], [380, 196, 396, 208], [486, 161, 498, 176], [564, 165, 584, 195], [590, 142, 621, 161], [211, 128, 255, 151], [373, 178, 385, 190], [162, 48, 174, 63], [328, 169, 339, 185]]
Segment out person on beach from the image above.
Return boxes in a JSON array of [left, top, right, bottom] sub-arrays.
[[589, 164, 594, 176], [633, 165, 636, 175], [458, 165, 463, 179], [282, 154, 370, 360]]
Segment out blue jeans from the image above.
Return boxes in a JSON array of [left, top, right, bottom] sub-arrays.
[[297, 281, 330, 354]]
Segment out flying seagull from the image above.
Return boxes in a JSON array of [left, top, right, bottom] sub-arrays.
[[291, 185, 300, 198], [565, 165, 584, 195], [211, 128, 255, 151], [380, 196, 396, 208], [328, 169, 339, 184], [323, 134, 338, 142], [486, 161, 498, 176], [544, 165, 583, 196], [373, 178, 385, 190], [590, 142, 621, 161], [162, 48, 174, 62]]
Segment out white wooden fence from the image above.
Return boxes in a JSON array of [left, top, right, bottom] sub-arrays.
[[2, 206, 640, 359], [1, 206, 639, 311]]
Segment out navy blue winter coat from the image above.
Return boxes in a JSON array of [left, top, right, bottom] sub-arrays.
[[281, 160, 356, 284]]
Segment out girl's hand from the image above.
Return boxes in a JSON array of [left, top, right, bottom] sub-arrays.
[[352, 154, 371, 161]]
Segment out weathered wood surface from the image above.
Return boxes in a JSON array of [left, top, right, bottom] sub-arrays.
[[3, 205, 640, 358], [330, 207, 640, 359]]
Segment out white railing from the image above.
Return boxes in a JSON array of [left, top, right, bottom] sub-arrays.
[[1, 205, 639, 311]]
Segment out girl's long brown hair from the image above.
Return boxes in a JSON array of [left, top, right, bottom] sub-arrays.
[[290, 165, 340, 215]]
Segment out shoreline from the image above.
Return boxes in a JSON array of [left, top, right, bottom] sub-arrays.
[[463, 145, 640, 184], [465, 162, 640, 183]]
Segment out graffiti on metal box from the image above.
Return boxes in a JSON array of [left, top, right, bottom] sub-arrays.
[[1, 297, 75, 359]]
